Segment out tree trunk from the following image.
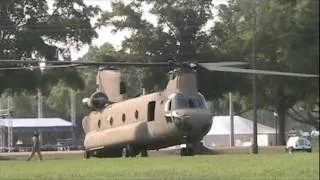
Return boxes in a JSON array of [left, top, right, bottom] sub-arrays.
[[276, 88, 288, 145], [277, 107, 287, 145]]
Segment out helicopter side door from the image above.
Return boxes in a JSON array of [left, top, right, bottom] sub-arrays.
[[148, 101, 156, 122]]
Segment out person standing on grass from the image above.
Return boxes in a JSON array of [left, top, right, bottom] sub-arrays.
[[27, 131, 43, 161]]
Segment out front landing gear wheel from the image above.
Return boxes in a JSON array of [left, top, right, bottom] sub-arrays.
[[307, 149, 312, 153], [141, 149, 148, 157], [187, 147, 194, 156], [180, 148, 187, 156], [84, 150, 91, 159], [288, 147, 294, 154]]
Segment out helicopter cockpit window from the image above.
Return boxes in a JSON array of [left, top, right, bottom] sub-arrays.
[[196, 93, 208, 109], [167, 93, 208, 110], [188, 99, 197, 108], [172, 94, 189, 110]]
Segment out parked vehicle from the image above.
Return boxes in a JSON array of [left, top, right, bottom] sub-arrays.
[[285, 136, 312, 153], [41, 144, 58, 151], [14, 144, 32, 152]]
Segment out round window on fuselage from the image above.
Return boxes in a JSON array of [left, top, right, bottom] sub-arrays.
[[109, 117, 113, 125], [122, 114, 126, 122], [98, 119, 101, 128], [135, 110, 139, 119]]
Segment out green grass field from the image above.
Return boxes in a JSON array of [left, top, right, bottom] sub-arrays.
[[0, 151, 319, 180]]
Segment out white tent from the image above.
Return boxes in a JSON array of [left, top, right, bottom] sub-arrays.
[[0, 118, 73, 147], [206, 116, 276, 135], [0, 118, 72, 128], [203, 116, 276, 148]]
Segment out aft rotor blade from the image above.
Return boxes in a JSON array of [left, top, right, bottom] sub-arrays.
[[0, 64, 80, 71], [200, 65, 319, 78], [0, 67, 31, 70]]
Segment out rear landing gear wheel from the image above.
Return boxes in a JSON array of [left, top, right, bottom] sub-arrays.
[[122, 145, 136, 157], [84, 150, 91, 159]]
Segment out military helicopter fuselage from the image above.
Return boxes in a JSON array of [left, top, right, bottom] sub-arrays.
[[82, 68, 212, 157]]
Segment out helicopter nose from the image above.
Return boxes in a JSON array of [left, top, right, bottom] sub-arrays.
[[172, 109, 212, 133]]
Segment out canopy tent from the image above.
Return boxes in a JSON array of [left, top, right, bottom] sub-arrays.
[[206, 116, 276, 135], [0, 118, 73, 150], [0, 118, 72, 132], [203, 116, 277, 147]]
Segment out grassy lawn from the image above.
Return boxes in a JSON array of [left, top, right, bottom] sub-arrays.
[[0, 151, 318, 180]]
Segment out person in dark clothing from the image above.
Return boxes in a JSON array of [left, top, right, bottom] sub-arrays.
[[27, 131, 43, 161]]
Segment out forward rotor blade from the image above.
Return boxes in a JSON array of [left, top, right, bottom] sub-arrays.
[[1, 60, 318, 78], [200, 65, 319, 78]]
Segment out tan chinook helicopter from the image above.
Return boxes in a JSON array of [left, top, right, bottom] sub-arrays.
[[0, 60, 319, 158]]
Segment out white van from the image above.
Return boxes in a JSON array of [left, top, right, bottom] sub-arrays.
[[285, 136, 312, 153]]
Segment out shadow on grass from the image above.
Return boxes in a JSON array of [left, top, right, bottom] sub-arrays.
[[0, 156, 16, 161], [153, 146, 298, 156]]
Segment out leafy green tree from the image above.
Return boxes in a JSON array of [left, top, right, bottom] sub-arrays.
[[0, 0, 100, 93], [288, 99, 319, 130], [98, 0, 211, 89], [213, 0, 319, 144], [98, 0, 250, 99]]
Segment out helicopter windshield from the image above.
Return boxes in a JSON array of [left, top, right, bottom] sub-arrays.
[[172, 94, 189, 109], [196, 93, 208, 109], [169, 93, 208, 110]]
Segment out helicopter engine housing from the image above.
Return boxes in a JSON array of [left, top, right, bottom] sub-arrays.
[[83, 91, 109, 110]]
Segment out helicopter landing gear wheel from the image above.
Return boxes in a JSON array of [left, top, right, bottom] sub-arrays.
[[180, 148, 187, 156], [141, 149, 148, 157], [122, 145, 136, 158], [306, 148, 312, 153], [187, 147, 194, 156], [84, 150, 91, 159], [180, 147, 194, 156], [288, 147, 294, 154]]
